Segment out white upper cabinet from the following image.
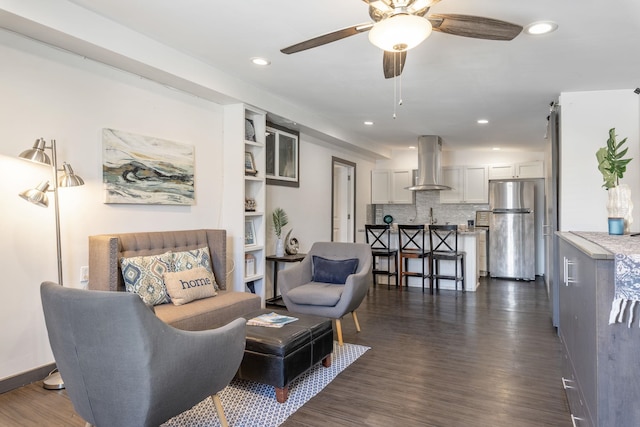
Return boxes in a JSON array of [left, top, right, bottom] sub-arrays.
[[489, 161, 544, 179], [441, 166, 488, 204], [371, 169, 413, 204]]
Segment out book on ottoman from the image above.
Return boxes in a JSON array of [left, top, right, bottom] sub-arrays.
[[247, 312, 298, 328]]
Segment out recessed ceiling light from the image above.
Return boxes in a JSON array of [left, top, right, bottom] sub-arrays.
[[250, 57, 271, 66], [492, 147, 501, 151], [408, 145, 416, 150], [477, 119, 489, 124], [364, 121, 374, 126], [524, 21, 558, 35]]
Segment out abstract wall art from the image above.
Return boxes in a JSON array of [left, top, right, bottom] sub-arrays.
[[102, 128, 195, 205]]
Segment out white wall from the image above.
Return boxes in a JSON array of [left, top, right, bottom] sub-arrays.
[[559, 89, 640, 231], [0, 30, 225, 380]]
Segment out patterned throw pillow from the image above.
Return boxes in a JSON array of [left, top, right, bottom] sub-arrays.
[[172, 246, 219, 290], [163, 267, 218, 306], [120, 251, 173, 305]]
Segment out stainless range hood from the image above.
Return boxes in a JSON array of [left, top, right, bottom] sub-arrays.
[[406, 135, 451, 191]]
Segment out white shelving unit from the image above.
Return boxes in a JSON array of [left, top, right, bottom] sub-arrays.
[[223, 104, 266, 306]]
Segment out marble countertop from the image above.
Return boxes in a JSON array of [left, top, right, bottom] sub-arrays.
[[555, 231, 640, 260]]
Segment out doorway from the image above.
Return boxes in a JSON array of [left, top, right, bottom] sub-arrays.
[[331, 157, 356, 242]]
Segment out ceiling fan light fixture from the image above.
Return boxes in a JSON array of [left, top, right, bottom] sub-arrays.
[[368, 14, 432, 52]]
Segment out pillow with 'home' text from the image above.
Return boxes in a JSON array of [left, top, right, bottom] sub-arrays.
[[163, 267, 217, 305], [172, 246, 219, 290]]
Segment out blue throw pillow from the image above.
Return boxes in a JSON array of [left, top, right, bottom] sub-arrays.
[[312, 256, 359, 284]]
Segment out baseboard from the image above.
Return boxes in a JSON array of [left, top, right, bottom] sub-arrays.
[[0, 363, 56, 394]]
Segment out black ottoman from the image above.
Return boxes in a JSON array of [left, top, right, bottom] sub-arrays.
[[237, 309, 334, 403]]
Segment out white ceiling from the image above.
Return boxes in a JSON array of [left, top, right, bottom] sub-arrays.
[[56, 1, 640, 152]]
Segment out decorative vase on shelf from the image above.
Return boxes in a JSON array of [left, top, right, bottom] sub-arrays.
[[275, 238, 285, 257], [607, 184, 633, 234]]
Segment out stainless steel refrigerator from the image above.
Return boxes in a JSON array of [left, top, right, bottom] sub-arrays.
[[489, 180, 535, 280]]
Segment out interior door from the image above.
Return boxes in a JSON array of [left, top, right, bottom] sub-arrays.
[[331, 157, 356, 242]]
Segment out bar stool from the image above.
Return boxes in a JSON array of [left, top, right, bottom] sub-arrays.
[[365, 224, 398, 288], [429, 224, 465, 293], [398, 224, 430, 292]]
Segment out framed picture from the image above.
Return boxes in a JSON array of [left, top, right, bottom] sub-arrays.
[[244, 219, 257, 246], [266, 122, 300, 187], [102, 128, 195, 205], [245, 151, 257, 176]]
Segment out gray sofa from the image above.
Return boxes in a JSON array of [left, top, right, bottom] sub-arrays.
[[88, 229, 261, 330]]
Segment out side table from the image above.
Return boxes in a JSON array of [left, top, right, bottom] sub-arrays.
[[265, 253, 306, 307]]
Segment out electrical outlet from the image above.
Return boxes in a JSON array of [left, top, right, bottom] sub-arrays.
[[80, 266, 89, 282]]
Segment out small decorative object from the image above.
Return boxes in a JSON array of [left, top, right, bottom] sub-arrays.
[[608, 218, 624, 235], [245, 151, 258, 176], [244, 219, 256, 246], [285, 229, 299, 255], [383, 215, 393, 224], [596, 128, 634, 234], [245, 118, 256, 142], [272, 207, 289, 257], [245, 198, 256, 212], [245, 253, 256, 277]]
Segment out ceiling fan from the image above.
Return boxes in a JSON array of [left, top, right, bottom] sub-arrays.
[[281, 0, 523, 79]]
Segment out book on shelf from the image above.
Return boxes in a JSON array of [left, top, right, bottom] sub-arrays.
[[247, 312, 298, 328]]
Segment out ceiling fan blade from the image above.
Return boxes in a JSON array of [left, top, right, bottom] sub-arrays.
[[428, 14, 522, 41], [383, 50, 407, 79], [281, 23, 373, 54], [361, 0, 392, 14]]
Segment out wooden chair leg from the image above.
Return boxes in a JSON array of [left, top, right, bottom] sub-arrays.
[[352, 310, 361, 332], [275, 386, 289, 403], [212, 393, 229, 427], [336, 318, 343, 346]]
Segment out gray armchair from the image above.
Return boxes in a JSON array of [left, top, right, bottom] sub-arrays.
[[40, 281, 246, 427], [278, 242, 372, 345]]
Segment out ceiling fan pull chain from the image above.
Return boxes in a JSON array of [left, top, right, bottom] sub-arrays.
[[393, 52, 397, 119]]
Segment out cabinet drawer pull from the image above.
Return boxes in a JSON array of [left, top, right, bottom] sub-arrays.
[[563, 257, 576, 285], [562, 377, 575, 389]]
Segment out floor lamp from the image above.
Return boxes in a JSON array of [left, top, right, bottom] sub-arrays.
[[18, 138, 84, 390]]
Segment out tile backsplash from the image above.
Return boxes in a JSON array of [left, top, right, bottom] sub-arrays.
[[372, 191, 489, 226]]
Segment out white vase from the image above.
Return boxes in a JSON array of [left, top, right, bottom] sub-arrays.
[[275, 238, 285, 257], [607, 184, 633, 234]]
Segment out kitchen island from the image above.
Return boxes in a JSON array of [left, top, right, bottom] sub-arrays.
[[387, 226, 482, 292], [557, 231, 640, 426]]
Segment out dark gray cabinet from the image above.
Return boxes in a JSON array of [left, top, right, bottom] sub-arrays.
[[558, 233, 640, 426]]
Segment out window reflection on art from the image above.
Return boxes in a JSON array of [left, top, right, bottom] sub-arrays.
[[102, 128, 195, 205], [266, 122, 299, 187]]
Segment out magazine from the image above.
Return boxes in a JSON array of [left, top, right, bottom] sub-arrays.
[[247, 312, 298, 328]]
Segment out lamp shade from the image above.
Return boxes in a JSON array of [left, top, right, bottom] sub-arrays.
[[19, 138, 51, 165], [368, 14, 432, 52], [58, 163, 85, 187], [19, 181, 50, 207]]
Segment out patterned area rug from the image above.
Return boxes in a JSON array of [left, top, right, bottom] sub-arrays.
[[163, 342, 369, 427]]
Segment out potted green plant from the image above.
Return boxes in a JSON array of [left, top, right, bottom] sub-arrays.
[[596, 128, 633, 234], [272, 207, 289, 256]]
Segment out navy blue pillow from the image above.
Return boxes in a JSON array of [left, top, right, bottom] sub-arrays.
[[311, 256, 359, 284]]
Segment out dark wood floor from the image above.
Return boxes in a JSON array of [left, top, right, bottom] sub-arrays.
[[0, 277, 571, 426]]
